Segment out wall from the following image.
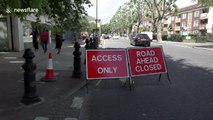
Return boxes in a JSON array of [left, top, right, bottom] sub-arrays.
[[207, 7, 213, 33]]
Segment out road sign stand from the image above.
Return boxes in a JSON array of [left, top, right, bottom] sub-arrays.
[[129, 77, 134, 91], [158, 72, 171, 84], [126, 49, 134, 91], [158, 48, 172, 85], [85, 79, 89, 94]]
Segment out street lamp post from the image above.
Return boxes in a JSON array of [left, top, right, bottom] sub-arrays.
[[96, 0, 98, 36]]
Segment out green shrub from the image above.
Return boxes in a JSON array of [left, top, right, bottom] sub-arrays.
[[195, 36, 207, 43], [170, 34, 183, 42], [162, 34, 168, 41], [153, 34, 157, 40], [0, 41, 9, 52]]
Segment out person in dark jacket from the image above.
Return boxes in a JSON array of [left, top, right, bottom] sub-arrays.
[[31, 28, 39, 51], [55, 33, 64, 54]]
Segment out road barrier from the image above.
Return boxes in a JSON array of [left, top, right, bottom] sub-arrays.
[[86, 46, 171, 91]]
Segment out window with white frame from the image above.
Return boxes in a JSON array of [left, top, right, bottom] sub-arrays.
[[187, 23, 191, 29], [194, 10, 200, 17], [182, 13, 187, 19], [188, 12, 192, 19], [182, 22, 187, 30], [172, 16, 174, 20], [193, 20, 199, 27]]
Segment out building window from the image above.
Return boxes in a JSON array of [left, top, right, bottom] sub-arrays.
[[187, 24, 191, 29], [194, 10, 200, 17], [172, 17, 174, 21], [193, 20, 199, 27], [182, 13, 187, 19], [181, 21, 187, 30], [188, 12, 192, 19]]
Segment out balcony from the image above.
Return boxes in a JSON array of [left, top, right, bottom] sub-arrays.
[[175, 18, 180, 23], [163, 20, 168, 24], [163, 28, 168, 31], [200, 13, 208, 19], [175, 26, 180, 31], [199, 24, 207, 30]]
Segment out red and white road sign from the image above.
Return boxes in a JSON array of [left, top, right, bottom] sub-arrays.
[[127, 46, 167, 77], [86, 49, 129, 79]]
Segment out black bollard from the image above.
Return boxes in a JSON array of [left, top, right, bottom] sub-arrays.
[[84, 39, 90, 64], [85, 38, 90, 50], [21, 49, 41, 105], [93, 37, 97, 49], [72, 42, 82, 78], [90, 37, 93, 49]]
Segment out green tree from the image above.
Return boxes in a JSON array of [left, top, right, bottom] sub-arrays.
[[130, 0, 149, 33], [192, 0, 213, 6], [144, 0, 177, 42], [110, 2, 137, 35], [0, 0, 92, 32], [101, 23, 111, 34]]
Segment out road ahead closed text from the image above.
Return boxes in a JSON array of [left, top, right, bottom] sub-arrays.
[[128, 47, 167, 76], [86, 50, 129, 79]]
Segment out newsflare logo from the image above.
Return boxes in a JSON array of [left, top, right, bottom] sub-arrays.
[[5, 7, 39, 14], [6, 8, 12, 13]]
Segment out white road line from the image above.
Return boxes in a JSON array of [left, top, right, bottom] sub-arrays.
[[4, 57, 17, 59], [96, 80, 102, 86], [64, 118, 78, 120], [175, 45, 191, 48], [71, 97, 84, 109], [34, 116, 49, 120], [103, 39, 106, 48], [9, 61, 25, 63]]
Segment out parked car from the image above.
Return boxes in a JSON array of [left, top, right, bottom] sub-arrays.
[[103, 34, 110, 39], [112, 35, 119, 39], [130, 33, 152, 47]]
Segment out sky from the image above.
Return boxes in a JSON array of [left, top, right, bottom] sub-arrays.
[[86, 0, 197, 24]]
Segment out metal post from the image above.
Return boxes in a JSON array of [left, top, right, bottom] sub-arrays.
[[84, 39, 90, 64], [96, 0, 98, 36], [21, 49, 41, 105], [85, 38, 90, 50], [72, 42, 82, 78], [90, 37, 93, 49]]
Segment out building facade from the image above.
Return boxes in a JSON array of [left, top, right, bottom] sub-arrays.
[[0, 15, 50, 52], [163, 4, 213, 35]]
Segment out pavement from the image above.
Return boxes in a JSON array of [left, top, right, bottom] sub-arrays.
[[154, 40, 213, 51], [0, 39, 212, 120], [0, 40, 88, 120]]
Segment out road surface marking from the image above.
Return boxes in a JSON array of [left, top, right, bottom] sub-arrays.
[[34, 117, 49, 120], [175, 45, 191, 48], [103, 39, 106, 48], [71, 97, 84, 109], [9, 61, 25, 63], [96, 80, 102, 86], [64, 118, 78, 120], [4, 57, 17, 59]]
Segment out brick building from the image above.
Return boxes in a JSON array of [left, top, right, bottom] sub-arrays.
[[163, 4, 213, 35]]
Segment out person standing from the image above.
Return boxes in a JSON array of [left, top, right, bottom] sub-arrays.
[[31, 28, 39, 51], [40, 29, 49, 53], [55, 33, 64, 54]]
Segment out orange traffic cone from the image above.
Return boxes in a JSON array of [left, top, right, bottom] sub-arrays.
[[41, 52, 55, 82]]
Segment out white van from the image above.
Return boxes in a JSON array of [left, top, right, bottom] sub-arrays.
[[140, 32, 153, 40]]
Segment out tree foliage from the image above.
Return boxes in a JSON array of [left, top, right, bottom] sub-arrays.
[[101, 23, 111, 34], [0, 0, 92, 32], [143, 0, 177, 42], [110, 2, 138, 35], [193, 0, 213, 6]]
